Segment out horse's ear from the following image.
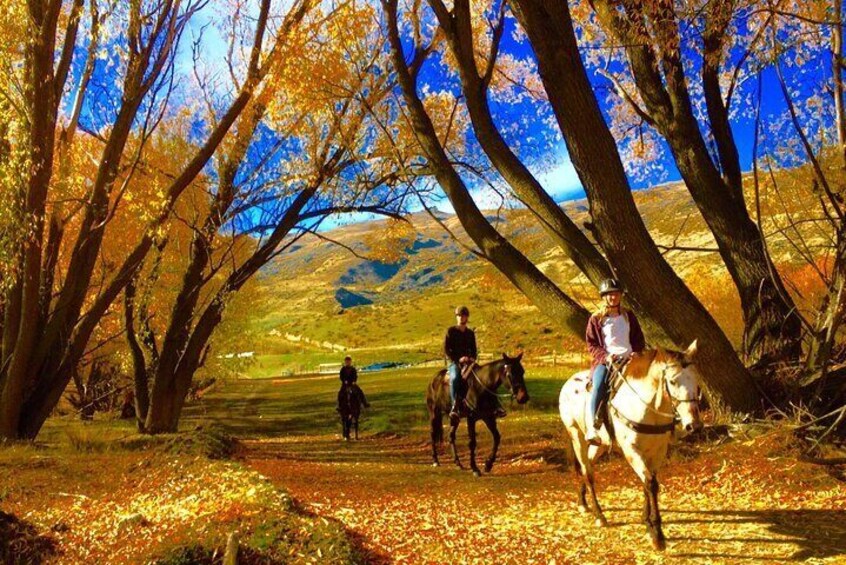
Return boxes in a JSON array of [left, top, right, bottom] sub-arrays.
[[516, 352, 523, 361], [684, 339, 698, 360], [502, 352, 508, 360]]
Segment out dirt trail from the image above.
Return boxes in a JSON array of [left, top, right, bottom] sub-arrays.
[[244, 431, 846, 564]]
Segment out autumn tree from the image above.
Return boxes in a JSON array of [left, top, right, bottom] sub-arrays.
[[127, 2, 409, 433], [0, 0, 309, 440]]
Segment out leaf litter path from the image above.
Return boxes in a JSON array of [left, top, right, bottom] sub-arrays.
[[245, 431, 846, 565]]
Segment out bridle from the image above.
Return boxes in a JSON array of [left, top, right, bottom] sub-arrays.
[[468, 361, 519, 400], [609, 360, 699, 435], [661, 365, 699, 411]]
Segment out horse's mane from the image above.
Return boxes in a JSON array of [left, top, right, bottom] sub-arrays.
[[623, 348, 686, 380]]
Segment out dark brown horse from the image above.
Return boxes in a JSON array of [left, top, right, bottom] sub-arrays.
[[339, 382, 362, 440], [426, 354, 529, 476]]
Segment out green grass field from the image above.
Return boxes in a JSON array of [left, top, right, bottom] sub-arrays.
[[182, 364, 576, 441]]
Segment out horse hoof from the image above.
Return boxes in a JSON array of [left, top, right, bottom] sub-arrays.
[[484, 464, 493, 473], [473, 470, 481, 477], [432, 462, 440, 467], [652, 535, 666, 551], [595, 517, 608, 528], [577, 505, 588, 515]]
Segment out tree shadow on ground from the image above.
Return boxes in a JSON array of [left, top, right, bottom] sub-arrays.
[[665, 508, 846, 561], [0, 511, 57, 565]]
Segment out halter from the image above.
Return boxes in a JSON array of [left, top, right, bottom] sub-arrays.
[[608, 360, 698, 435]]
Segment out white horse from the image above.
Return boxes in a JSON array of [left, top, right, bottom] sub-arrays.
[[559, 341, 703, 550]]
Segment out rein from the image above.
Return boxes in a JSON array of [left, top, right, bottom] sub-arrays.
[[469, 363, 513, 400]]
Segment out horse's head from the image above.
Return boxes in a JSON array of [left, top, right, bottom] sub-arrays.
[[501, 353, 529, 404], [658, 340, 703, 434]]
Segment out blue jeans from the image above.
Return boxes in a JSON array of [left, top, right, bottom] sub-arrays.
[[590, 364, 609, 426], [448, 363, 462, 403]]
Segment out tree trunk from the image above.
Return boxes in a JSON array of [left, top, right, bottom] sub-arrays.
[[808, 236, 846, 372], [144, 377, 185, 434], [125, 277, 151, 431], [431, 0, 673, 345], [0, 1, 63, 437], [384, 0, 591, 337], [509, 0, 761, 413], [834, 0, 846, 169]]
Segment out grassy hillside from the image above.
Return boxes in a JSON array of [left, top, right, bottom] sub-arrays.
[[238, 176, 828, 376]]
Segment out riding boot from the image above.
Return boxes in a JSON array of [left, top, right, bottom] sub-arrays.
[[449, 396, 463, 425], [585, 403, 603, 446]]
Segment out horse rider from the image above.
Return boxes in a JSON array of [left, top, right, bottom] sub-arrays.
[[445, 306, 477, 423], [585, 278, 645, 445], [337, 356, 370, 410]]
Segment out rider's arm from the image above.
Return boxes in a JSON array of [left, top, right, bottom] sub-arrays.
[[586, 315, 608, 366], [444, 329, 458, 364], [469, 330, 477, 362], [351, 367, 358, 383]]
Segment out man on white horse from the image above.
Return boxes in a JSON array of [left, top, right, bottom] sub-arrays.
[[584, 278, 645, 445]]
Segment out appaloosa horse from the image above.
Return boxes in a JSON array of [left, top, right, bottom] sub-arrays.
[[426, 353, 529, 476], [559, 341, 703, 550], [339, 382, 362, 441]]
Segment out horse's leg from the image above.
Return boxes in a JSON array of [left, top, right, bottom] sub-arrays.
[[647, 474, 666, 550], [449, 421, 463, 469], [354, 415, 359, 440], [483, 417, 500, 473], [565, 430, 589, 514], [642, 483, 652, 524], [585, 446, 608, 527], [624, 446, 666, 550], [467, 417, 481, 477]]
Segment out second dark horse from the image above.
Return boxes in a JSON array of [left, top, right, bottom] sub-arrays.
[[339, 383, 362, 440], [426, 354, 529, 476]]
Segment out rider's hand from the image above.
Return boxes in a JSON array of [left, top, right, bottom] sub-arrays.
[[459, 356, 469, 364]]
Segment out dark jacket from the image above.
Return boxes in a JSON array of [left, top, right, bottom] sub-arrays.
[[586, 308, 645, 372], [339, 365, 358, 384], [444, 326, 477, 365]]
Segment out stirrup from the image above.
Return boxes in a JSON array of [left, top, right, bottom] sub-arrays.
[[494, 407, 507, 419]]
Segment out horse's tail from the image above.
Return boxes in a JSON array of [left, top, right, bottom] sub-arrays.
[[427, 375, 445, 445], [431, 407, 444, 444]]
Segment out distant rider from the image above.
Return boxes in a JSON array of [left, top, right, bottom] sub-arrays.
[[337, 356, 370, 410], [584, 278, 644, 445]]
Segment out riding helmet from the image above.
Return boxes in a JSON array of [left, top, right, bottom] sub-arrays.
[[599, 278, 623, 295], [455, 305, 470, 316]]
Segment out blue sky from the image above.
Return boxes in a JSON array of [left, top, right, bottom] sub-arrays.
[[167, 1, 833, 225]]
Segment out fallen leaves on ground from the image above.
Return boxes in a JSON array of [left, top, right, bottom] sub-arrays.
[[248, 429, 846, 565]]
